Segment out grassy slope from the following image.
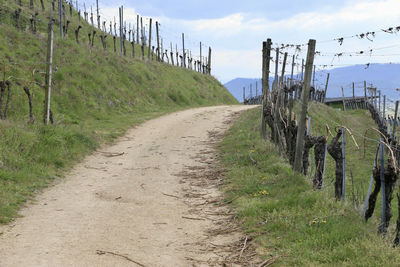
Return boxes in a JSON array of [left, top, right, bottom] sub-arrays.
[[220, 104, 400, 266], [0, 0, 237, 223]]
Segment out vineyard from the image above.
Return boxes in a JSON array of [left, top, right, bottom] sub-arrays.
[[0, 0, 236, 223]]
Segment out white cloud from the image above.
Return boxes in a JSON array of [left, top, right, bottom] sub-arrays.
[[100, 0, 400, 82]]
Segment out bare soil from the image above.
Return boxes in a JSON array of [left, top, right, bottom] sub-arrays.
[[0, 105, 259, 267]]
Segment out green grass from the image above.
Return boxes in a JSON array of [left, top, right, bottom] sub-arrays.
[[0, 0, 237, 223], [220, 106, 400, 266]]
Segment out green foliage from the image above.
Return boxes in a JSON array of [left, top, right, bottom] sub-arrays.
[[0, 0, 237, 223], [220, 107, 400, 266]]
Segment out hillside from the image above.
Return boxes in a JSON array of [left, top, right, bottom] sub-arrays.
[[220, 103, 400, 265], [225, 63, 400, 102], [0, 0, 237, 223]]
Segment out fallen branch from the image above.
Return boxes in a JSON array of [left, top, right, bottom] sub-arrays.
[[239, 236, 248, 259], [162, 192, 180, 199], [182, 216, 205, 221], [96, 250, 146, 267], [97, 151, 125, 157], [258, 255, 282, 267]]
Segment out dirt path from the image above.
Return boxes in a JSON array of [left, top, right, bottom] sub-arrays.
[[0, 105, 257, 267]]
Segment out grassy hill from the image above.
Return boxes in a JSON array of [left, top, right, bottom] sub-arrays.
[[0, 0, 237, 223], [220, 103, 400, 265]]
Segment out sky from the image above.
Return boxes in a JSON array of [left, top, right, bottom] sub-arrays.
[[77, 0, 400, 84]]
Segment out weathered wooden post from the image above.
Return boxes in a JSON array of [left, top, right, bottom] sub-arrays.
[[293, 39, 316, 173], [379, 138, 386, 232], [243, 87, 246, 104], [148, 18, 152, 60], [392, 101, 399, 139], [59, 0, 63, 38], [321, 142, 328, 188], [156, 21, 160, 61], [323, 73, 330, 103], [119, 7, 123, 55], [378, 90, 381, 117], [208, 47, 212, 74], [364, 81, 367, 106], [182, 33, 186, 68], [140, 17, 145, 60], [341, 86, 346, 111], [200, 42, 202, 69], [290, 54, 295, 88], [44, 21, 54, 125], [96, 0, 100, 29], [383, 95, 386, 120], [312, 65, 316, 87], [136, 15, 139, 44], [273, 48, 279, 91], [363, 160, 377, 218], [341, 127, 346, 200], [273, 52, 288, 146], [90, 6, 94, 26]]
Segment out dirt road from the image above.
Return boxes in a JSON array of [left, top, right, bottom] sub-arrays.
[[0, 105, 257, 266]]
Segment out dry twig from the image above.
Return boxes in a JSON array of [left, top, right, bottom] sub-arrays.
[[96, 250, 146, 266]]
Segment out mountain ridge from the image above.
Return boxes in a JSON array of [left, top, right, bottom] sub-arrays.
[[224, 63, 400, 102]]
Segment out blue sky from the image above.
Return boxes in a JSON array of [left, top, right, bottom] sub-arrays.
[[81, 0, 400, 84]]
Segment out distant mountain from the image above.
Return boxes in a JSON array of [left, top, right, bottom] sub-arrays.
[[223, 78, 273, 103], [224, 63, 400, 103]]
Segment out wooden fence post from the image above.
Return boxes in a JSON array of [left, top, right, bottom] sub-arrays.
[[44, 21, 54, 125], [182, 33, 186, 68], [119, 7, 123, 55], [273, 48, 279, 91], [140, 17, 145, 60], [156, 21, 160, 61], [378, 90, 381, 117], [290, 55, 295, 88], [341, 86, 346, 111], [307, 117, 312, 135], [379, 138, 386, 232], [273, 52, 287, 146], [148, 18, 152, 60], [96, 0, 100, 29], [200, 42, 202, 68], [364, 81, 367, 108], [383, 95, 386, 119], [208, 47, 212, 74], [136, 15, 139, 44], [392, 101, 399, 139], [363, 159, 377, 218], [321, 142, 328, 188], [59, 0, 63, 38], [293, 39, 316, 173], [261, 39, 271, 139], [312, 65, 316, 87], [341, 127, 346, 200], [323, 73, 330, 103]]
